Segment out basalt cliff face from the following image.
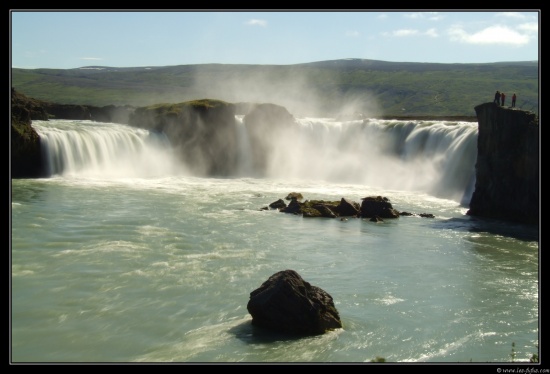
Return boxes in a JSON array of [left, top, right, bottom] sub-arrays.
[[467, 103, 539, 225]]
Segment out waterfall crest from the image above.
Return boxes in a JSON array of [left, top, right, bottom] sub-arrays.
[[32, 118, 478, 204]]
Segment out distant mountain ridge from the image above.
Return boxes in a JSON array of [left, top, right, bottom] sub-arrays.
[[11, 59, 538, 117], [73, 58, 539, 71]]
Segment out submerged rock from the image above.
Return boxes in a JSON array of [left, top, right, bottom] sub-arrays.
[[247, 270, 342, 335]]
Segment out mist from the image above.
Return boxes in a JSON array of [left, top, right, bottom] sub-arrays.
[[189, 66, 383, 118], [32, 117, 478, 205]]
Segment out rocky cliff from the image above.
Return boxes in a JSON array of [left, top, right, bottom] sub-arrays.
[[11, 88, 48, 178], [128, 99, 239, 176], [467, 103, 539, 225], [10, 88, 134, 178]]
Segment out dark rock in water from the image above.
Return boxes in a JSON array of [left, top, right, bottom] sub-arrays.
[[399, 211, 435, 218], [360, 196, 400, 218], [309, 204, 337, 218], [247, 270, 342, 335], [302, 206, 324, 218], [285, 192, 304, 201], [336, 197, 360, 217], [280, 198, 303, 214], [269, 199, 287, 210]]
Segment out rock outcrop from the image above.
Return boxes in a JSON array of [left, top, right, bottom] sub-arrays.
[[243, 103, 298, 175], [360, 196, 400, 219], [10, 88, 134, 178], [268, 194, 404, 220], [247, 270, 342, 335], [128, 99, 238, 176], [278, 197, 361, 218], [467, 103, 539, 225], [11, 88, 48, 178]]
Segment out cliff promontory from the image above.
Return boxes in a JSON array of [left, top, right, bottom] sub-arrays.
[[467, 103, 539, 225]]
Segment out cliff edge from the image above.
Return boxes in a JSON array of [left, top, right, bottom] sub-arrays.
[[467, 103, 539, 225]]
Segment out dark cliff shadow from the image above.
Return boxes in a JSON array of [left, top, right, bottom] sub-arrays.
[[431, 215, 539, 242]]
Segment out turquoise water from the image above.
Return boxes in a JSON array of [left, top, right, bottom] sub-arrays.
[[10, 119, 539, 363]]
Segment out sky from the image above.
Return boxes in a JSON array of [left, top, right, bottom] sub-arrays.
[[10, 10, 540, 69]]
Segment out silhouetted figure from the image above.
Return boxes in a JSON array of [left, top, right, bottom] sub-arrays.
[[501, 92, 506, 106], [512, 93, 517, 107], [494, 91, 501, 105]]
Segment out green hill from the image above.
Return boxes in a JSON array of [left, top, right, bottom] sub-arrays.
[[11, 59, 538, 117]]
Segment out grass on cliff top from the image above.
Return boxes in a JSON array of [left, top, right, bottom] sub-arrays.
[[143, 99, 231, 112]]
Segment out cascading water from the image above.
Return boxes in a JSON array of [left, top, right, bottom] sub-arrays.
[[258, 117, 479, 205], [234, 115, 255, 177], [32, 120, 185, 178], [31, 117, 478, 204]]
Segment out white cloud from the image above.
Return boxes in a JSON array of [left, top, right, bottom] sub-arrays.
[[518, 22, 539, 34], [392, 29, 419, 37], [346, 30, 360, 37], [496, 12, 526, 19], [404, 12, 423, 19], [80, 57, 103, 61], [383, 28, 436, 38], [427, 14, 443, 21], [424, 28, 438, 37], [377, 14, 388, 20], [404, 12, 441, 21], [448, 25, 530, 46], [245, 19, 267, 27]]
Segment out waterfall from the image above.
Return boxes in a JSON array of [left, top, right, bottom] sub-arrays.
[[257, 117, 478, 204], [234, 115, 254, 177], [32, 117, 478, 204], [32, 120, 185, 178]]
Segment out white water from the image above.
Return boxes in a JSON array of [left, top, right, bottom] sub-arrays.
[[32, 118, 479, 204]]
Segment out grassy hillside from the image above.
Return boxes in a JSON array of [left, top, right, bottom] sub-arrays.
[[11, 59, 539, 117]]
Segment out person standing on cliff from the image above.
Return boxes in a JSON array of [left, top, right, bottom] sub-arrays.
[[501, 92, 506, 106], [512, 93, 517, 107], [494, 91, 501, 105]]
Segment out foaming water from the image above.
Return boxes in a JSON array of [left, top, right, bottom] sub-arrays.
[[32, 118, 478, 204], [32, 120, 187, 178]]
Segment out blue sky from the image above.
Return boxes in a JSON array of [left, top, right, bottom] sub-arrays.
[[10, 10, 539, 69]]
